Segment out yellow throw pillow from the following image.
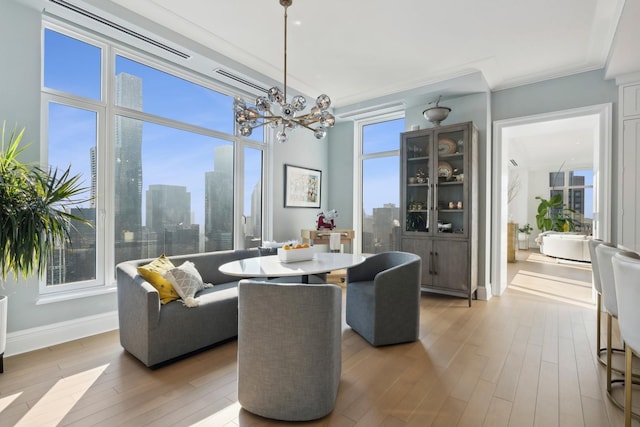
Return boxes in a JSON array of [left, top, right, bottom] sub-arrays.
[[137, 255, 180, 304]]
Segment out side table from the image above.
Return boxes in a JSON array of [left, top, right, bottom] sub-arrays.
[[301, 229, 355, 253]]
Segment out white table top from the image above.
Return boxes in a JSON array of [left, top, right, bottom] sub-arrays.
[[219, 252, 366, 278]]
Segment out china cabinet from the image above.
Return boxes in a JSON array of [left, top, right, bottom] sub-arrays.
[[400, 122, 478, 305]]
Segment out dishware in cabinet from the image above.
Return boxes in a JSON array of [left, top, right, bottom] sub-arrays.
[[400, 121, 478, 306]]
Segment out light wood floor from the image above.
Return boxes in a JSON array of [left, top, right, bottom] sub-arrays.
[[1, 250, 638, 427]]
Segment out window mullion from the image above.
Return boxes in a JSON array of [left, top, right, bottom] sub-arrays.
[[102, 43, 115, 287]]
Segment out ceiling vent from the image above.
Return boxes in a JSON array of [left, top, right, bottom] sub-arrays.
[[213, 68, 269, 96], [334, 101, 405, 120], [510, 159, 518, 167], [48, 0, 190, 59]]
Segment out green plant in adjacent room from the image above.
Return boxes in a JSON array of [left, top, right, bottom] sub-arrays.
[[535, 194, 576, 232], [518, 223, 533, 235]]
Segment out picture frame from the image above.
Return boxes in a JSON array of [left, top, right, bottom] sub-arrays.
[[284, 164, 322, 208]]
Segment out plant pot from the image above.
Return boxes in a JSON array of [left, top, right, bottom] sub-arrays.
[[518, 232, 530, 250], [0, 295, 7, 373]]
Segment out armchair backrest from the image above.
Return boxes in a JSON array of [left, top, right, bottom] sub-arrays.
[[237, 280, 342, 421], [347, 251, 421, 282], [596, 243, 623, 317], [587, 239, 604, 293]]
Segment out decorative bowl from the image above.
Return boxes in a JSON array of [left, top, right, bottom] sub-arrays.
[[277, 247, 315, 263], [423, 106, 451, 126]]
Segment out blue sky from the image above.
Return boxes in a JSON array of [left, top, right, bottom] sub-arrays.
[[361, 118, 404, 215]]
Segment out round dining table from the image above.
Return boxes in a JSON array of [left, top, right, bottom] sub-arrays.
[[218, 252, 365, 283]]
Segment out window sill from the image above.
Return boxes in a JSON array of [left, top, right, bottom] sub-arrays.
[[36, 285, 117, 305]]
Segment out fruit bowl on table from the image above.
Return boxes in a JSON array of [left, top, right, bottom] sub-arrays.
[[277, 246, 315, 263]]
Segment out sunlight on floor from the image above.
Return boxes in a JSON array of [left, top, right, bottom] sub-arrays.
[[190, 401, 242, 426], [510, 268, 594, 308], [14, 364, 109, 427], [0, 392, 22, 413], [525, 252, 592, 271]]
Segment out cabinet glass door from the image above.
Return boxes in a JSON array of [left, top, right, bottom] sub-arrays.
[[434, 127, 467, 236], [404, 133, 431, 233]]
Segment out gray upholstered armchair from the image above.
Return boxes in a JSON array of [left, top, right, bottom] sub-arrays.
[[237, 280, 342, 421], [346, 251, 422, 346]]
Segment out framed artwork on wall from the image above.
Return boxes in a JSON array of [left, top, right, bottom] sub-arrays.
[[284, 164, 322, 208]]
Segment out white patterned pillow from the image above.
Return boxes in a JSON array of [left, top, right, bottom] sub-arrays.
[[163, 261, 213, 307]]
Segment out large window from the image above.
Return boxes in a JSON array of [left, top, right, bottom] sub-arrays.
[[548, 169, 593, 233], [42, 24, 265, 293], [359, 116, 404, 254]]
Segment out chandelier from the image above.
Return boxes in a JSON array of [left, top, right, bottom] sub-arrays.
[[233, 0, 335, 143]]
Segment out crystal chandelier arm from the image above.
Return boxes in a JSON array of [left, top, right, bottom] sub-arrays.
[[292, 119, 320, 131], [249, 116, 281, 130]]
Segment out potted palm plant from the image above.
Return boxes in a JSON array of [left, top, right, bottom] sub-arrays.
[[0, 122, 90, 372]]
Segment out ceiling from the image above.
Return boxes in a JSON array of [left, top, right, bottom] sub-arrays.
[[93, 0, 640, 110], [505, 115, 598, 172]]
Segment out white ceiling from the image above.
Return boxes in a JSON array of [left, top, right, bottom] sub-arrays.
[[505, 115, 599, 172], [101, 0, 639, 109]]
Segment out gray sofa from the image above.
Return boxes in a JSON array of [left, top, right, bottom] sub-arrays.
[[116, 249, 260, 368]]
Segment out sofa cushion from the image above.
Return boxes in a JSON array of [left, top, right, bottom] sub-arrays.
[[137, 255, 180, 304], [164, 261, 213, 307]]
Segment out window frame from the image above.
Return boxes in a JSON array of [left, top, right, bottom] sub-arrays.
[[353, 112, 404, 256], [548, 168, 594, 231], [40, 19, 268, 299]]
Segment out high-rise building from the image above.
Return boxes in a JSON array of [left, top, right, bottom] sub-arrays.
[[205, 145, 233, 251], [114, 72, 143, 242], [146, 184, 197, 255], [247, 180, 262, 248], [146, 184, 192, 234], [47, 207, 96, 285], [90, 146, 97, 209], [372, 203, 400, 252]]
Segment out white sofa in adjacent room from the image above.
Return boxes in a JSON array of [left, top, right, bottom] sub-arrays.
[[537, 232, 592, 262]]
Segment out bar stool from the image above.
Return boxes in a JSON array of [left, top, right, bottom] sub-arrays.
[[612, 251, 640, 427], [596, 244, 640, 417], [587, 239, 607, 364]]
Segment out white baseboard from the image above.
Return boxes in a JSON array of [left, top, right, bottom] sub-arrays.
[[477, 286, 491, 301], [5, 311, 118, 357]]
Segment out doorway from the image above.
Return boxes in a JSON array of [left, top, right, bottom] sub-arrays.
[[491, 104, 612, 297]]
